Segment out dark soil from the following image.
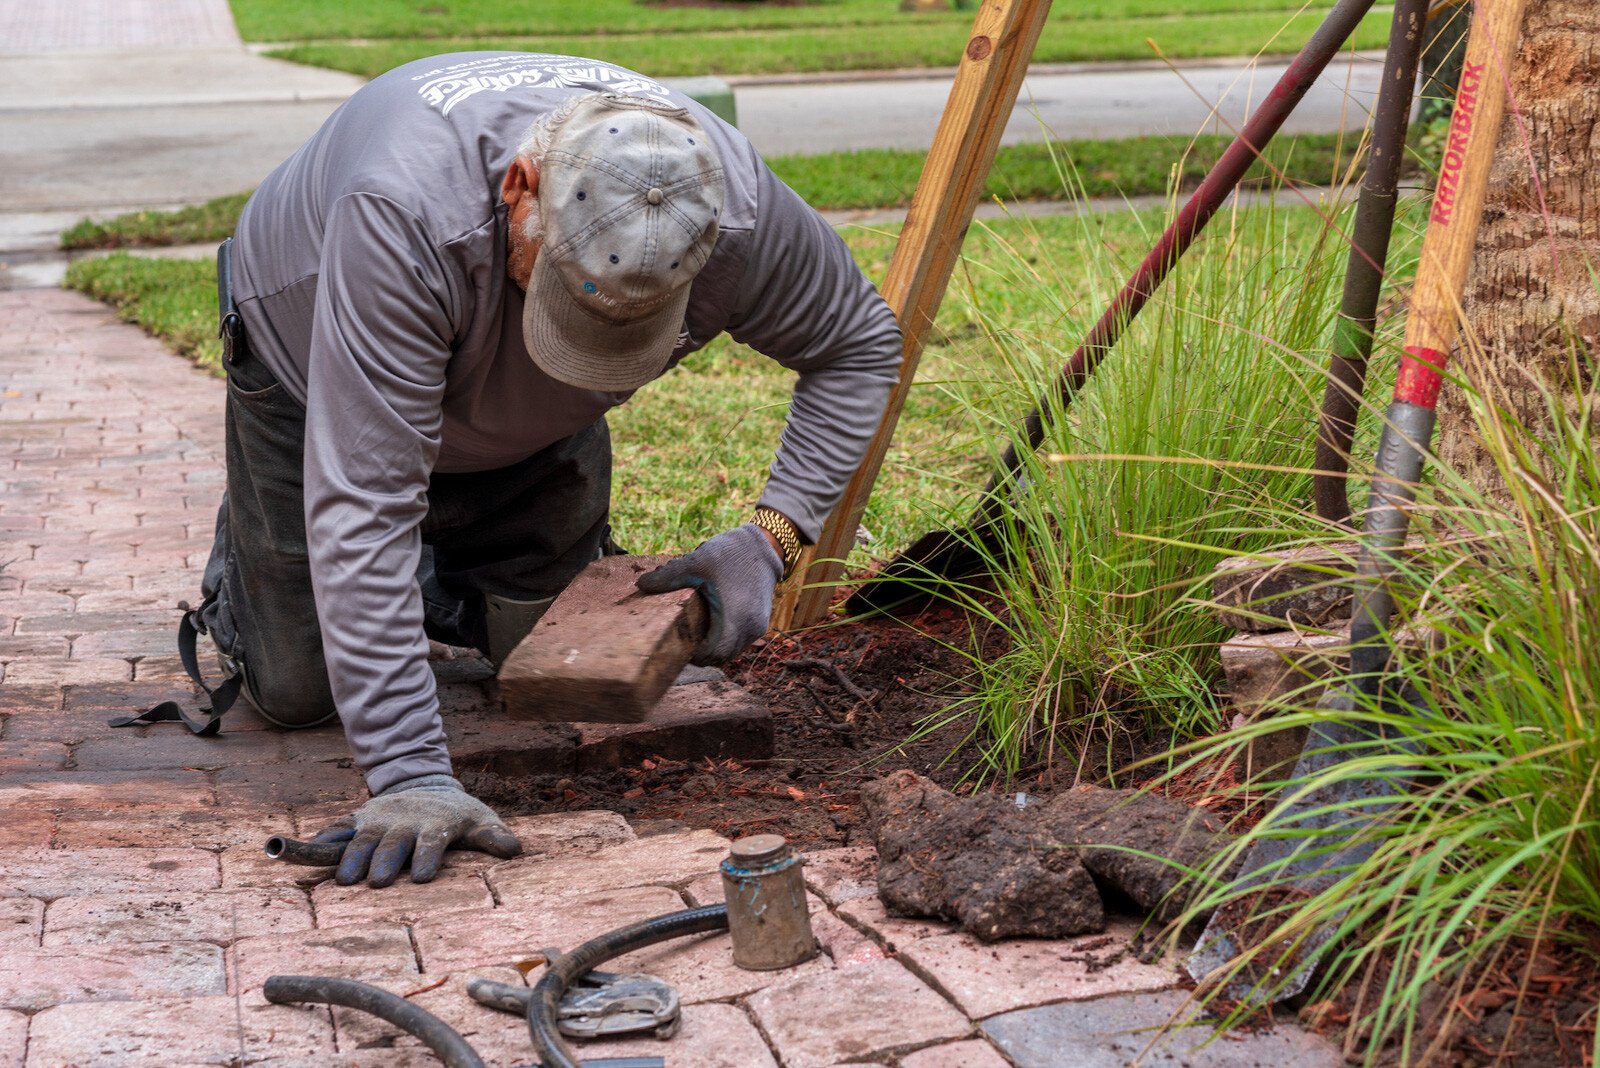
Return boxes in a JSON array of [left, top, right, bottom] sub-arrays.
[[1196, 885, 1318, 996], [863, 769, 1106, 940], [1300, 922, 1600, 1067], [470, 604, 1016, 848], [860, 769, 1236, 941]]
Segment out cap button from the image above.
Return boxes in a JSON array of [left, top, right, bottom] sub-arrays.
[[646, 187, 664, 205]]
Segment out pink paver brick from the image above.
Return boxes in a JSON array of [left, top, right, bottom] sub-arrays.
[[330, 967, 530, 1065], [13, 610, 160, 635], [803, 846, 880, 906], [0, 847, 218, 896], [0, 684, 60, 715], [0, 899, 42, 949], [811, 907, 888, 969], [900, 1038, 1012, 1068], [748, 958, 970, 1068], [0, 740, 68, 772], [0, 941, 226, 1010], [2, 707, 140, 745], [253, 1050, 442, 1067], [606, 925, 835, 1004], [26, 992, 335, 1066], [836, 895, 955, 954], [218, 843, 334, 891], [0, 809, 53, 847], [897, 923, 1181, 1019], [1, 658, 132, 686], [500, 810, 636, 854], [0, 1009, 23, 1068], [0, 634, 69, 658], [73, 588, 195, 614], [487, 829, 729, 904], [311, 867, 493, 928], [574, 1002, 780, 1068], [129, 658, 198, 684], [231, 922, 419, 992], [53, 806, 290, 850], [413, 884, 684, 973], [216, 761, 366, 809], [681, 871, 725, 907], [0, 770, 214, 811], [72, 627, 191, 659], [44, 890, 313, 946], [69, 728, 294, 773]]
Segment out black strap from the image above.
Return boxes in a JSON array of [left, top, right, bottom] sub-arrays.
[[218, 237, 244, 366], [108, 611, 238, 736]]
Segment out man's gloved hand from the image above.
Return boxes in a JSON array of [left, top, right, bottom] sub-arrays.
[[311, 774, 522, 888], [636, 523, 783, 666]]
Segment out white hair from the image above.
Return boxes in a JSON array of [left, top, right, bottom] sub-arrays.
[[513, 95, 587, 248], [516, 94, 587, 164]]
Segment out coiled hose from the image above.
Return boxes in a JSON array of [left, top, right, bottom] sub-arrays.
[[528, 904, 730, 1068], [263, 975, 486, 1068]]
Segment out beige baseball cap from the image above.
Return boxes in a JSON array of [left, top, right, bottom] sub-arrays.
[[523, 93, 726, 392]]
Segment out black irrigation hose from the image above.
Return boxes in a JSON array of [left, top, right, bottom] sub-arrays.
[[527, 905, 730, 1068], [264, 835, 347, 867], [263, 975, 486, 1068]]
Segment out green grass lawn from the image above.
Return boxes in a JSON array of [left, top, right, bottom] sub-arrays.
[[234, 0, 1374, 43], [264, 9, 1390, 80]]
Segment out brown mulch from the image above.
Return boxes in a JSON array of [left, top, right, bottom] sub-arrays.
[[1300, 923, 1600, 1067]]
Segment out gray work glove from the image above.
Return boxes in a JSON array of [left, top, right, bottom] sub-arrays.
[[311, 774, 522, 888], [636, 523, 783, 666]]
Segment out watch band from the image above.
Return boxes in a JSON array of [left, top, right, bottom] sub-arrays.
[[752, 506, 804, 581]]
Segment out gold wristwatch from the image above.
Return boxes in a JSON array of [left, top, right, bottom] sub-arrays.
[[752, 506, 804, 581]]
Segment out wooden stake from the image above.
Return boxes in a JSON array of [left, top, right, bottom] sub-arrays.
[[774, 0, 1053, 630]]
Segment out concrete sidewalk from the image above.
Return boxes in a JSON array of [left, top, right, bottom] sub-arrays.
[[0, 288, 1348, 1067]]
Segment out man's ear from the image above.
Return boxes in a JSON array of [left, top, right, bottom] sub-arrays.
[[501, 157, 540, 208]]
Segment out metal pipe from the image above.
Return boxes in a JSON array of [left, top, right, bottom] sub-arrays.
[[263, 975, 486, 1068], [263, 836, 346, 867], [527, 906, 729, 1068], [1313, 0, 1430, 524]]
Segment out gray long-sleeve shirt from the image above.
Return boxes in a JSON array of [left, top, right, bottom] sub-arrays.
[[230, 52, 902, 792]]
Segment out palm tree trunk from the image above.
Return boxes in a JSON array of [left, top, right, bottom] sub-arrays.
[[1434, 0, 1599, 494]]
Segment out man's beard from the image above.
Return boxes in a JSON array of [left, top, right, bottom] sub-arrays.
[[521, 201, 545, 247]]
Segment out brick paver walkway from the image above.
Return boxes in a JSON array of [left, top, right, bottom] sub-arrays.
[[0, 291, 1345, 1066]]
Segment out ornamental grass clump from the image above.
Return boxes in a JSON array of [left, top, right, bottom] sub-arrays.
[[902, 186, 1377, 784], [1167, 349, 1600, 1065]]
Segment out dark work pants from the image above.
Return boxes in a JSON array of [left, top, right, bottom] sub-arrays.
[[198, 337, 613, 727]]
